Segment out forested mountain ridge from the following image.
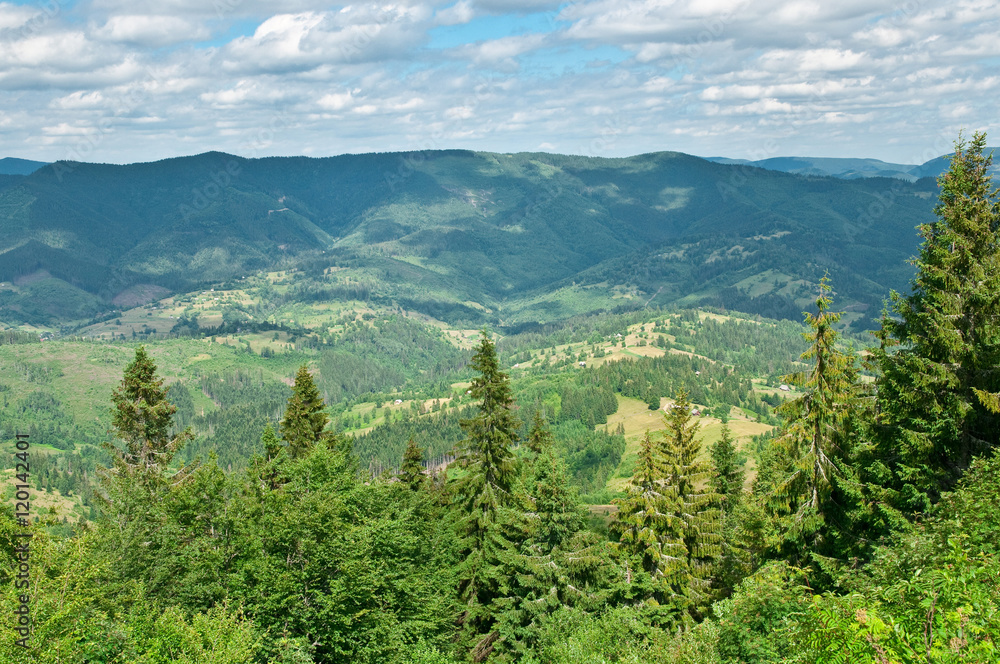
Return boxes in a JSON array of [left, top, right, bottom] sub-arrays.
[[0, 149, 937, 327]]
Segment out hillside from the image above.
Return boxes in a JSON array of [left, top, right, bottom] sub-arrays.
[[0, 149, 938, 329]]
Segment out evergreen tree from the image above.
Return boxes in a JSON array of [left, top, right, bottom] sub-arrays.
[[452, 330, 522, 658], [101, 346, 193, 513], [525, 410, 554, 456], [280, 364, 345, 459], [871, 131, 1000, 514], [710, 422, 745, 514], [96, 346, 199, 606], [261, 422, 281, 461], [257, 422, 286, 491], [611, 430, 687, 611], [399, 437, 426, 491], [769, 277, 859, 559], [497, 431, 606, 658], [528, 438, 586, 554], [455, 331, 520, 524], [661, 388, 722, 615], [710, 424, 753, 597]]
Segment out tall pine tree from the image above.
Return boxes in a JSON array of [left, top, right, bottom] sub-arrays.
[[96, 346, 197, 600], [769, 276, 859, 560], [399, 437, 426, 491], [710, 422, 746, 514], [661, 388, 721, 616], [496, 416, 603, 658], [101, 346, 193, 513], [611, 430, 687, 612], [453, 330, 522, 659], [871, 131, 1000, 514], [280, 364, 343, 459]]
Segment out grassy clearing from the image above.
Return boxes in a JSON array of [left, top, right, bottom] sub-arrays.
[[603, 395, 772, 492]]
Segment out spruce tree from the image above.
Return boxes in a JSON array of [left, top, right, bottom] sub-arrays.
[[399, 437, 426, 491], [498, 430, 598, 658], [661, 388, 721, 615], [710, 422, 745, 514], [525, 410, 554, 456], [453, 330, 522, 658], [528, 439, 586, 554], [871, 131, 1000, 514], [455, 330, 520, 523], [280, 365, 335, 459], [769, 276, 858, 556], [98, 346, 194, 591], [261, 422, 281, 461], [611, 430, 687, 609], [258, 422, 285, 491], [102, 346, 193, 504], [710, 423, 750, 597]]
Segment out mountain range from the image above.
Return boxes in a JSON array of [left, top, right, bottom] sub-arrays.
[[0, 148, 947, 330]]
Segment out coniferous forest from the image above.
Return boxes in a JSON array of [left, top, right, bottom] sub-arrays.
[[1, 134, 999, 662]]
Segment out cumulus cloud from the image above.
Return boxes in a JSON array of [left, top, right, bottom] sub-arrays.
[[95, 15, 211, 47], [0, 3, 37, 31], [0, 0, 996, 164], [219, 5, 433, 74]]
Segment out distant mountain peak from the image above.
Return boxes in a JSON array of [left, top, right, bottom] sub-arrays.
[[702, 149, 1000, 183], [0, 157, 48, 175]]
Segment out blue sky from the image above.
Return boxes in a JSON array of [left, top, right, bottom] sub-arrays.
[[0, 0, 996, 164]]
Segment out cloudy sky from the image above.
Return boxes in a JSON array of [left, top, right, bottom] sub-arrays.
[[0, 0, 996, 165]]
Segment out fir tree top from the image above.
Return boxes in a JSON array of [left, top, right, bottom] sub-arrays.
[[280, 364, 329, 459], [107, 345, 191, 479]]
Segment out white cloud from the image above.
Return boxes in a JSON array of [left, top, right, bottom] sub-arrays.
[[450, 32, 548, 67], [0, 0, 997, 164], [50, 91, 106, 109], [435, 1, 476, 26], [221, 5, 432, 73], [95, 15, 210, 47], [445, 105, 475, 119], [317, 91, 355, 111], [0, 3, 37, 30]]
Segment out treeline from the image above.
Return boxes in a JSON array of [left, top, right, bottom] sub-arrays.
[[0, 329, 39, 345]]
